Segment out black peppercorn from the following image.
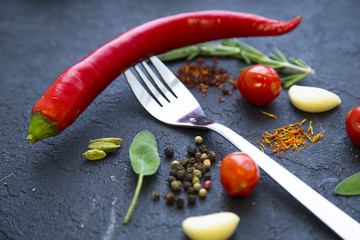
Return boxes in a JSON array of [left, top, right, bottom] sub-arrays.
[[185, 173, 194, 182], [183, 181, 192, 190], [187, 194, 196, 205], [187, 187, 195, 195], [203, 173, 211, 181], [199, 144, 208, 153], [167, 176, 176, 185], [208, 150, 216, 161], [164, 147, 174, 157], [176, 169, 186, 180], [187, 146, 197, 155], [195, 164, 205, 172], [169, 169, 177, 177], [176, 196, 185, 208], [189, 157, 196, 165], [152, 191, 160, 200], [176, 165, 185, 171], [179, 158, 189, 167], [165, 192, 175, 205]]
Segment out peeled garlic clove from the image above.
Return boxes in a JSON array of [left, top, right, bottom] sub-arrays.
[[182, 212, 240, 240], [288, 85, 341, 113]]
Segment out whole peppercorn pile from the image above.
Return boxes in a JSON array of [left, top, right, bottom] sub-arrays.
[[176, 58, 237, 101], [164, 136, 216, 208]]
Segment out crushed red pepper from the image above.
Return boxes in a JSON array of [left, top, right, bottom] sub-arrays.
[[258, 119, 323, 158], [176, 58, 236, 99]]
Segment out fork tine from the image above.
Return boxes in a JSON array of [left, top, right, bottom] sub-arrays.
[[149, 56, 193, 99], [124, 69, 162, 111], [141, 61, 176, 102], [133, 65, 168, 107]]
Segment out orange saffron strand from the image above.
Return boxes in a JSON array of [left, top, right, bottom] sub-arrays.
[[258, 119, 323, 157], [259, 110, 278, 119]]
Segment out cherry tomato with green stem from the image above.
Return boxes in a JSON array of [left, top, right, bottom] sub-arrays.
[[346, 106, 360, 148], [220, 152, 260, 196], [237, 64, 281, 106]]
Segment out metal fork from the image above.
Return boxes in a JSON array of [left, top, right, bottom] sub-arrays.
[[125, 56, 360, 239]]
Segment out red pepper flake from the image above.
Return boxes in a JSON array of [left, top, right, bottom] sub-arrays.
[[176, 58, 235, 100], [219, 98, 226, 103], [257, 119, 323, 157]]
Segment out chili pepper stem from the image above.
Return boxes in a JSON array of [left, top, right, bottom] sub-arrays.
[[27, 110, 60, 143], [123, 174, 144, 224]]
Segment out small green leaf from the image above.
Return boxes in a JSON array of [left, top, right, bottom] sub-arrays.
[[334, 172, 360, 196], [129, 130, 160, 176], [124, 130, 160, 224]]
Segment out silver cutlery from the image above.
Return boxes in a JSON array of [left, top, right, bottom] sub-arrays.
[[124, 56, 360, 239]]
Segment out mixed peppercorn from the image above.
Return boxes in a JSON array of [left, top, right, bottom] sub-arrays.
[[154, 136, 216, 208]]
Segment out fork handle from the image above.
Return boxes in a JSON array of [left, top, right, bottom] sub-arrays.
[[206, 122, 360, 239]]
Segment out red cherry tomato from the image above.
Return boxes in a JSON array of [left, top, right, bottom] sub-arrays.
[[237, 65, 281, 106], [220, 152, 260, 196], [346, 106, 360, 148]]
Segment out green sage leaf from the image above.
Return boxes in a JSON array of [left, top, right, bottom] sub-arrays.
[[124, 130, 160, 224], [129, 130, 160, 176], [334, 172, 360, 196]]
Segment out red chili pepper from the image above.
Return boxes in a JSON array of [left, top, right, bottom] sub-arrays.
[[27, 10, 301, 143]]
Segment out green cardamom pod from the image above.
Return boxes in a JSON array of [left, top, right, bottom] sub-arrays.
[[90, 137, 122, 146], [83, 149, 107, 160], [88, 141, 120, 153]]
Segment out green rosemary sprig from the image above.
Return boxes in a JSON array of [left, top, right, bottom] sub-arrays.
[[158, 39, 315, 88]]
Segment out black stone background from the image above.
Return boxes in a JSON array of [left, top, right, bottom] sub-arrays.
[[1, 0, 359, 239]]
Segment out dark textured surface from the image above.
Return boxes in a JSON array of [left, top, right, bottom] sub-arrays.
[[1, 0, 359, 239]]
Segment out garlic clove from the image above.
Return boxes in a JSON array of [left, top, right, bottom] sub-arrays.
[[182, 212, 240, 240], [288, 85, 341, 113]]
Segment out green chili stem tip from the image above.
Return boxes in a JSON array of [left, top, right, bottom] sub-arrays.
[[27, 110, 60, 143]]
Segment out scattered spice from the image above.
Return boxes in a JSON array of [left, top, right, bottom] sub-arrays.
[[194, 136, 203, 144], [152, 191, 160, 200], [163, 136, 217, 208], [187, 194, 196, 205], [176, 58, 236, 99], [193, 182, 202, 192], [187, 146, 197, 155], [176, 196, 185, 208], [259, 110, 278, 119], [164, 147, 174, 157], [258, 119, 323, 157], [171, 160, 179, 169], [167, 176, 176, 184], [199, 188, 207, 197], [183, 181, 192, 190], [165, 192, 175, 205], [203, 180, 212, 190]]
